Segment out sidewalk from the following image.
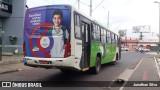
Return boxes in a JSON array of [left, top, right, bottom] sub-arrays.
[[0, 55, 31, 74], [128, 57, 159, 81], [0, 55, 23, 65], [122, 57, 160, 90]]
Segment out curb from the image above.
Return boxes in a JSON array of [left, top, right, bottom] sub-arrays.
[[0, 69, 19, 74], [0, 59, 23, 74], [0, 63, 31, 75], [154, 57, 160, 80], [157, 59, 160, 66], [0, 59, 23, 66]]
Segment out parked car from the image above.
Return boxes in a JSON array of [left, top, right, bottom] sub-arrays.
[[143, 48, 150, 52], [137, 47, 150, 52], [121, 47, 129, 51], [138, 47, 143, 51]]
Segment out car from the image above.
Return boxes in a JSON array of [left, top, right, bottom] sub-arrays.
[[138, 47, 143, 51], [137, 48, 150, 52], [121, 47, 129, 51], [143, 48, 150, 52]]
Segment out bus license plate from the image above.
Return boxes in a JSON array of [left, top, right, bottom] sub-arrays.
[[39, 60, 48, 64]]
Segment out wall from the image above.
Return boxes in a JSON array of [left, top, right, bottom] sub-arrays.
[[2, 0, 26, 53]]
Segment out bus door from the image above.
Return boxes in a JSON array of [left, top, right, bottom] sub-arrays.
[[81, 22, 90, 68]]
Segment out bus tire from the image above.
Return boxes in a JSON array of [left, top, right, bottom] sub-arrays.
[[92, 56, 101, 74], [111, 53, 118, 65], [111, 61, 117, 65]]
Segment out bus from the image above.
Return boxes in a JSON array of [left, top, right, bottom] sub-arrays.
[[23, 5, 121, 74]]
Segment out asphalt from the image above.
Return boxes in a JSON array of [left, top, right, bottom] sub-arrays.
[[127, 57, 159, 81], [0, 55, 32, 74], [121, 54, 160, 90], [0, 52, 160, 82]]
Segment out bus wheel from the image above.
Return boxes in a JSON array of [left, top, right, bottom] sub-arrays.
[[111, 54, 118, 65], [111, 61, 117, 65], [92, 56, 101, 74]]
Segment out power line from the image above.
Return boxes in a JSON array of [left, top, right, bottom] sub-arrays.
[[79, 1, 90, 6], [92, 0, 105, 12], [77, 0, 92, 16]]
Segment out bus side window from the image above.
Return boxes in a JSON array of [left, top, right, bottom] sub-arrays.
[[96, 25, 100, 41], [92, 24, 100, 41], [115, 35, 118, 46], [110, 33, 112, 44], [107, 31, 111, 44], [104, 30, 106, 43], [106, 30, 108, 43], [74, 14, 81, 39], [92, 23, 96, 40], [101, 28, 105, 43], [111, 33, 115, 45]]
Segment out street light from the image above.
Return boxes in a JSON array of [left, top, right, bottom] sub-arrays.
[[125, 30, 127, 47], [154, 1, 160, 51]]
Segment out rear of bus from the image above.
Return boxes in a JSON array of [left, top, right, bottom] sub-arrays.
[[23, 5, 78, 70]]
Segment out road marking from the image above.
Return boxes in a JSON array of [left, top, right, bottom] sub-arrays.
[[142, 71, 147, 80], [154, 57, 160, 80], [116, 69, 134, 81], [134, 58, 143, 71], [119, 58, 143, 90]]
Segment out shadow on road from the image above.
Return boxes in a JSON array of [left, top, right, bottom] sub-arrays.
[[43, 63, 117, 81]]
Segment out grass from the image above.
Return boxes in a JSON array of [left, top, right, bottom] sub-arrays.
[[13, 53, 24, 56]]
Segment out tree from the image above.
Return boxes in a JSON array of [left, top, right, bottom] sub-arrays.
[[118, 30, 125, 38]]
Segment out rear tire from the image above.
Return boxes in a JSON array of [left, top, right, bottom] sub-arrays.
[[111, 61, 117, 65], [91, 56, 101, 74], [111, 54, 118, 65]]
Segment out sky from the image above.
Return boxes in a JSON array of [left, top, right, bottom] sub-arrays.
[[27, 0, 160, 39]]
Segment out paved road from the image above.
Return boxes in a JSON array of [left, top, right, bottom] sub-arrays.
[[0, 51, 150, 81], [122, 54, 160, 90], [0, 51, 158, 90]]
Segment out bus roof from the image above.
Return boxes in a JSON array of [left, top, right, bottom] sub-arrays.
[[26, 4, 118, 36], [26, 4, 72, 12]]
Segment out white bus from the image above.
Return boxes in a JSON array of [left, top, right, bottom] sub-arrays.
[[23, 5, 121, 74]]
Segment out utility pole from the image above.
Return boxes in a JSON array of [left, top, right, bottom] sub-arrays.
[[154, 1, 160, 51], [125, 30, 127, 47], [78, 0, 92, 16], [78, 0, 80, 9], [139, 32, 143, 40], [90, 0, 92, 17], [107, 11, 109, 28]]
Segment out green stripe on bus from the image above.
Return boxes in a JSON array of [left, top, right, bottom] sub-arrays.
[[90, 41, 117, 67]]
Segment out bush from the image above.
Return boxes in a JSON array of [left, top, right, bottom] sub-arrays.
[[9, 35, 18, 45]]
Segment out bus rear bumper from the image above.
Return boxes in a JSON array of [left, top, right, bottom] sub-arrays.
[[23, 56, 80, 70]]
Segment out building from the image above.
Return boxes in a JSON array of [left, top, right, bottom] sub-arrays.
[[121, 37, 159, 51], [138, 37, 159, 51], [121, 38, 139, 51], [0, 0, 26, 60]]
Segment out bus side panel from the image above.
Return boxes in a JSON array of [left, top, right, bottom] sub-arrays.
[[101, 45, 117, 64], [74, 39, 82, 66], [90, 41, 100, 67], [90, 42, 117, 67]]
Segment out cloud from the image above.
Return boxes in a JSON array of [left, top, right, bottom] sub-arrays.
[[27, 0, 160, 37]]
